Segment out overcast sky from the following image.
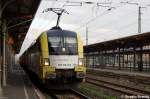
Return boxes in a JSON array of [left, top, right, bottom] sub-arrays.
[[18, 0, 150, 56]]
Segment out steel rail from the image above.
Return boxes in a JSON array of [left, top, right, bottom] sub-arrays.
[[86, 76, 150, 95], [70, 88, 92, 99], [47, 89, 91, 99]]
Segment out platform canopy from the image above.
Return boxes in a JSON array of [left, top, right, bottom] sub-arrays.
[[84, 31, 150, 53], [2, 0, 40, 53]]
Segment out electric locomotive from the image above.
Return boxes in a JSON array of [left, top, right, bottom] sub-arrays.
[[20, 8, 86, 86]]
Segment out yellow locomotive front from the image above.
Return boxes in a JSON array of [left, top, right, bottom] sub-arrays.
[[39, 29, 86, 83]]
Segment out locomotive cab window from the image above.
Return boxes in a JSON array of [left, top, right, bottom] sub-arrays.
[[48, 31, 78, 55], [65, 37, 77, 55]]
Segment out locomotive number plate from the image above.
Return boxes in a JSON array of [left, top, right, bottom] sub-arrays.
[[58, 64, 71, 66]]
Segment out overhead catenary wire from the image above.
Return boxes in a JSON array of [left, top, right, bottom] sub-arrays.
[[44, 0, 150, 33], [75, 0, 147, 31], [88, 9, 138, 32], [77, 0, 148, 30], [74, 1, 127, 31]]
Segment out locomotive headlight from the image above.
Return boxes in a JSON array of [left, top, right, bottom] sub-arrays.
[[62, 47, 66, 52], [44, 58, 50, 66], [78, 58, 83, 66]]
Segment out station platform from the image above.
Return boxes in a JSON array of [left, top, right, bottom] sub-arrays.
[[87, 68, 150, 78], [0, 64, 39, 99]]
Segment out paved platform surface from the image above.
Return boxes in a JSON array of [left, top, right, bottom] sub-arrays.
[[0, 65, 39, 99], [88, 68, 150, 77]]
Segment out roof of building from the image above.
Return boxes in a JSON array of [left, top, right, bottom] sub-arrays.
[[2, 0, 41, 53], [84, 32, 150, 53]]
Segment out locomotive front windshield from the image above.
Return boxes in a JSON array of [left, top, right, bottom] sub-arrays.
[[48, 32, 78, 55]]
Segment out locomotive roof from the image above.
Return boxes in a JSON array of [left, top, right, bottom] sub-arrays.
[[47, 29, 77, 37]]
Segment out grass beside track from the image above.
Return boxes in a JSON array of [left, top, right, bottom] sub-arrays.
[[77, 83, 117, 99]]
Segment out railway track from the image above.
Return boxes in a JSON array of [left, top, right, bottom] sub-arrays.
[[33, 84, 91, 99], [48, 89, 91, 99], [86, 75, 150, 96], [30, 74, 90, 99]]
